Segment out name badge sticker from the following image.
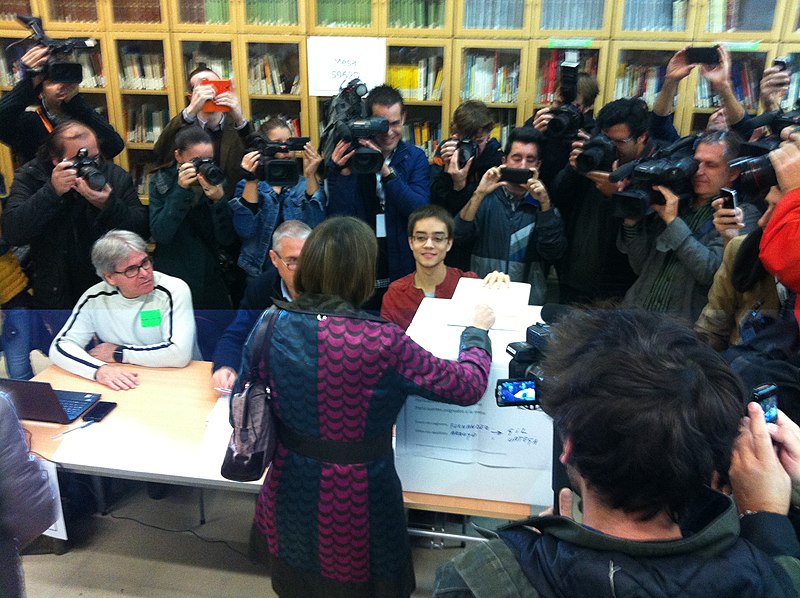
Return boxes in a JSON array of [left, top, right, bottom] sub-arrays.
[[140, 310, 162, 328], [376, 213, 386, 238]]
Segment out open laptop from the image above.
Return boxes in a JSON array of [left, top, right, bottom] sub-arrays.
[[0, 378, 102, 424]]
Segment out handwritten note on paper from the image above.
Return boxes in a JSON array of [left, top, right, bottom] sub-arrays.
[[306, 37, 387, 96]]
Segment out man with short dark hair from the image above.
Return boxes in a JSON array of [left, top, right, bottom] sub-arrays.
[[326, 84, 431, 308], [454, 127, 566, 304], [434, 308, 800, 597]]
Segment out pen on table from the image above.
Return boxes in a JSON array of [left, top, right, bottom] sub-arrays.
[[51, 419, 97, 439]]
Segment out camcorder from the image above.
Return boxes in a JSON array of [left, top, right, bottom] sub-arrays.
[[190, 157, 225, 186], [319, 78, 390, 174], [609, 134, 699, 220], [495, 321, 551, 408], [13, 15, 95, 84], [246, 133, 310, 186], [546, 55, 584, 141], [70, 148, 106, 191], [728, 109, 800, 195], [575, 133, 617, 175]]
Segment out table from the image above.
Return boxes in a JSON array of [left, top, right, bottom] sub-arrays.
[[24, 362, 532, 541]]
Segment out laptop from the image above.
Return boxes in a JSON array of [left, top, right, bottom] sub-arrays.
[[0, 378, 103, 424]]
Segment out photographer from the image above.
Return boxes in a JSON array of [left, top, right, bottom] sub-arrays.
[[326, 84, 430, 309], [549, 97, 655, 304], [430, 100, 503, 270], [230, 117, 325, 279], [454, 127, 566, 304], [2, 121, 148, 322], [618, 130, 760, 322], [0, 44, 124, 164]]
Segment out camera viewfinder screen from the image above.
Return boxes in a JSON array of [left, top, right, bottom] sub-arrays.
[[496, 379, 537, 407]]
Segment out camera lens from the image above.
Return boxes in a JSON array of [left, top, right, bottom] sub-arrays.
[[79, 166, 106, 191], [729, 156, 777, 195]]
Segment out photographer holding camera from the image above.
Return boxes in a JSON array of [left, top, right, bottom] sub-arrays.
[[326, 84, 431, 309], [2, 121, 148, 331], [0, 43, 125, 164], [454, 126, 566, 304], [230, 117, 325, 280], [617, 130, 760, 322]]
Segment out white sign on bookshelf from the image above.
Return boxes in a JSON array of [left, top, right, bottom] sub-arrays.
[[307, 36, 387, 96]]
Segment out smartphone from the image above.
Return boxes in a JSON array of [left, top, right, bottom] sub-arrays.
[[495, 378, 538, 407], [686, 46, 720, 65], [500, 168, 534, 184], [773, 56, 791, 71], [82, 401, 118, 422], [720, 187, 738, 210], [752, 383, 778, 424], [200, 79, 232, 112]]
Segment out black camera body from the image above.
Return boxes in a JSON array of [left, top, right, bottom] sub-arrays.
[[575, 133, 616, 174], [70, 147, 106, 191], [15, 15, 94, 84], [190, 157, 225, 186], [457, 138, 478, 168], [547, 103, 584, 140], [333, 116, 390, 174], [247, 134, 310, 186]]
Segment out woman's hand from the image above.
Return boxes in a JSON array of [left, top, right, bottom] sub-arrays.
[[471, 304, 495, 330], [177, 161, 198, 189]]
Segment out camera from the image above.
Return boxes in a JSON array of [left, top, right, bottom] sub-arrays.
[[456, 138, 478, 168], [575, 133, 617, 175], [729, 109, 800, 195], [13, 15, 95, 84], [246, 133, 310, 186], [189, 157, 225, 186], [546, 54, 584, 141], [496, 322, 551, 408], [70, 148, 106, 191]]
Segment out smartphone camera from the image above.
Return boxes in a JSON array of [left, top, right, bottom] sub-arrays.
[[752, 383, 778, 424], [82, 401, 117, 422], [495, 378, 538, 408], [720, 187, 738, 210], [500, 168, 534, 184]]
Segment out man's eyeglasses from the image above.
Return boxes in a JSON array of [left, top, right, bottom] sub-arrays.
[[113, 256, 153, 278], [610, 136, 635, 147], [274, 252, 299, 270], [412, 233, 449, 244]]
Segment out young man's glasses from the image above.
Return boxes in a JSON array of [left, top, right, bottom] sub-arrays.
[[274, 252, 299, 270], [412, 233, 449, 244], [113, 256, 153, 278]]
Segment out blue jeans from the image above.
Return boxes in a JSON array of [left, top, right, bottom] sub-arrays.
[[1, 307, 34, 380]]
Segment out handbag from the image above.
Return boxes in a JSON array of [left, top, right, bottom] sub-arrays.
[[220, 307, 280, 482]]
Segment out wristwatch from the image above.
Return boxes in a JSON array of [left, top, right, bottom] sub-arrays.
[[113, 346, 124, 363], [381, 167, 397, 183]]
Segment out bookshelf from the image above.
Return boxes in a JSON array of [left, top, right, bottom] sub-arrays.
[[109, 0, 169, 31], [0, 2, 35, 24], [454, 0, 530, 39], [237, 0, 305, 34], [173, 35, 235, 95], [696, 0, 788, 42], [169, 0, 234, 32], [783, 2, 800, 42], [382, 0, 453, 38], [534, 0, 611, 36], [308, 0, 377, 34], [776, 44, 800, 111], [611, 0, 698, 41], [40, 0, 103, 31]]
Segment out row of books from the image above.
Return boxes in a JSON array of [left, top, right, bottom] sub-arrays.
[[180, 0, 231, 24], [463, 0, 524, 30], [623, 0, 688, 32], [120, 52, 166, 91], [183, 57, 233, 80], [695, 61, 761, 110], [461, 53, 520, 103], [707, 0, 775, 33], [490, 110, 517, 150], [0, 52, 22, 87], [403, 120, 441, 158], [317, 0, 371, 27], [111, 1, 163, 24], [252, 114, 302, 136], [0, 1, 32, 23], [614, 63, 667, 106], [75, 52, 106, 88], [388, 0, 445, 29], [130, 160, 156, 197], [125, 104, 169, 144], [47, 1, 98, 23], [387, 57, 444, 101], [245, 0, 298, 25], [248, 54, 300, 95], [540, 0, 605, 30], [535, 49, 599, 104]]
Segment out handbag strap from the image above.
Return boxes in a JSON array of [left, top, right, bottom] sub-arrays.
[[231, 307, 281, 402]]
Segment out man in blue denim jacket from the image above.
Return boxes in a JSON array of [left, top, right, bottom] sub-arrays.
[[326, 85, 430, 309], [229, 117, 325, 279]]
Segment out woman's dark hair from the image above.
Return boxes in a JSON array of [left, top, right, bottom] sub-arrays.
[[295, 217, 377, 307], [151, 126, 213, 172], [539, 308, 745, 522]]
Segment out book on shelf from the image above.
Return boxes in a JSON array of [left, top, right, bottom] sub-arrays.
[[781, 70, 800, 111], [402, 120, 440, 159], [462, 52, 519, 103], [76, 52, 105, 88], [536, 49, 599, 104], [120, 51, 166, 90], [245, 0, 298, 25], [463, 0, 524, 29], [614, 62, 666, 106], [125, 103, 170, 143], [47, 1, 98, 23], [131, 161, 156, 197], [695, 61, 760, 110], [708, 0, 774, 32], [252, 114, 302, 136], [388, 0, 445, 29], [112, 1, 162, 23], [387, 55, 443, 101], [317, 0, 371, 27], [623, 0, 687, 32], [248, 52, 299, 95], [540, 0, 604, 30], [489, 111, 516, 149], [184, 56, 232, 81]]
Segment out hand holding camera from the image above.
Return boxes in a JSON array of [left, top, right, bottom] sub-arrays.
[[331, 139, 356, 176], [445, 143, 472, 190], [769, 134, 800, 193], [51, 159, 78, 195], [664, 47, 695, 82], [650, 184, 680, 225], [302, 142, 323, 179]]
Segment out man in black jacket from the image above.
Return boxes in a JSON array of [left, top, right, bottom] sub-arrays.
[[434, 308, 800, 597], [2, 121, 148, 335], [0, 44, 125, 164]]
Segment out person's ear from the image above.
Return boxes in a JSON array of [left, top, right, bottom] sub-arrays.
[[408, 237, 414, 252], [269, 249, 279, 269], [560, 436, 573, 466], [445, 238, 453, 253]]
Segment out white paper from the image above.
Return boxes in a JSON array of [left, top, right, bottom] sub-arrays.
[[41, 459, 67, 540], [307, 37, 387, 96], [448, 278, 533, 331]]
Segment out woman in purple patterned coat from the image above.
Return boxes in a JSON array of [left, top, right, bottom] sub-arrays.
[[251, 216, 495, 598]]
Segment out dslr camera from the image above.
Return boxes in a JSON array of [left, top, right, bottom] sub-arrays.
[[13, 15, 95, 84], [190, 157, 225, 186], [575, 133, 617, 175], [70, 148, 106, 191], [319, 78, 390, 174], [545, 56, 584, 140], [246, 133, 309, 186], [456, 138, 478, 168], [609, 135, 699, 220]]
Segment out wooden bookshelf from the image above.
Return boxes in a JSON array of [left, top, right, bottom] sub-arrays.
[[611, 0, 698, 41], [695, 0, 788, 43], [307, 0, 377, 35], [533, 0, 612, 38], [381, 0, 453, 38], [775, 43, 800, 110]]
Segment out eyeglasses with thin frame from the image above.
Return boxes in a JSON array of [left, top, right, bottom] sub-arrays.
[[113, 256, 153, 278], [411, 233, 450, 244], [274, 251, 299, 270], [609, 135, 635, 147]]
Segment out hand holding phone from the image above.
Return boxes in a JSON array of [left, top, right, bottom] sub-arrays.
[[500, 168, 534, 184], [753, 384, 778, 424], [720, 187, 738, 210], [686, 46, 720, 65]]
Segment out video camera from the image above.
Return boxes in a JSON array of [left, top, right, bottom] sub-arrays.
[[70, 147, 106, 191], [545, 54, 584, 140], [728, 109, 800, 195], [246, 133, 310, 186], [12, 15, 95, 84], [609, 135, 699, 220], [319, 78, 390, 174]]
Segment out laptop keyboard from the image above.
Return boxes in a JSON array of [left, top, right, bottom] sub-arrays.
[[60, 394, 97, 419]]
